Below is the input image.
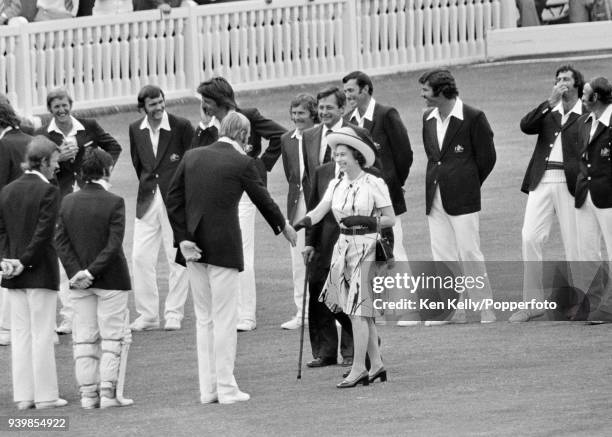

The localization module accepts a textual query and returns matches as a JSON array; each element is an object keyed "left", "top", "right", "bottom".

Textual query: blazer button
[
  {"left": 587, "top": 164, "right": 591, "bottom": 168},
  {"left": 437, "top": 161, "right": 441, "bottom": 165},
  {"left": 549, "top": 144, "right": 554, "bottom": 148},
  {"left": 152, "top": 190, "right": 155, "bottom": 194},
  {"left": 588, "top": 177, "right": 592, "bottom": 181},
  {"left": 155, "top": 174, "right": 159, "bottom": 178}
]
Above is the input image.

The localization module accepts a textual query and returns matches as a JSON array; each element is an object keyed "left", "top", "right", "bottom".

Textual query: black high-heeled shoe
[
  {"left": 368, "top": 367, "right": 387, "bottom": 383},
  {"left": 337, "top": 371, "right": 370, "bottom": 388}
]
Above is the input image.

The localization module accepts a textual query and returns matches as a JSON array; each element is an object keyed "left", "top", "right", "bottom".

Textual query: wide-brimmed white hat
[{"left": 327, "top": 126, "right": 376, "bottom": 168}]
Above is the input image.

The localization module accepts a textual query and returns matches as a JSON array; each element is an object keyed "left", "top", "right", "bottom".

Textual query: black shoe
[
  {"left": 368, "top": 367, "right": 387, "bottom": 383},
  {"left": 306, "top": 357, "right": 337, "bottom": 368},
  {"left": 337, "top": 371, "right": 369, "bottom": 388}
]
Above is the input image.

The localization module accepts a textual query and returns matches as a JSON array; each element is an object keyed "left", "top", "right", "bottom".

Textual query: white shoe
[
  {"left": 16, "top": 401, "right": 35, "bottom": 410},
  {"left": 396, "top": 321, "right": 421, "bottom": 327},
  {"left": 164, "top": 317, "right": 181, "bottom": 331},
  {"left": 480, "top": 309, "right": 497, "bottom": 324},
  {"left": 219, "top": 390, "right": 250, "bottom": 404},
  {"left": 424, "top": 320, "right": 450, "bottom": 327},
  {"left": 130, "top": 317, "right": 160, "bottom": 331},
  {"left": 281, "top": 317, "right": 302, "bottom": 330},
  {"left": 36, "top": 398, "right": 68, "bottom": 409},
  {"left": 81, "top": 396, "right": 99, "bottom": 409},
  {"left": 55, "top": 319, "right": 72, "bottom": 335},
  {"left": 0, "top": 329, "right": 10, "bottom": 346},
  {"left": 237, "top": 321, "right": 256, "bottom": 332},
  {"left": 100, "top": 396, "right": 134, "bottom": 409}
]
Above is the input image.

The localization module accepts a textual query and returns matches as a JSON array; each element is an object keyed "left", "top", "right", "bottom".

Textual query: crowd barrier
[{"left": 0, "top": 0, "right": 516, "bottom": 116}]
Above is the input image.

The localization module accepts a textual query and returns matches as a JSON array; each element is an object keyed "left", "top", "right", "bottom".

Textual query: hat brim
[{"left": 327, "top": 132, "right": 375, "bottom": 168}]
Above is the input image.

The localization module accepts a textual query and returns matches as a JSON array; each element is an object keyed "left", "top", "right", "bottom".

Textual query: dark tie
[{"left": 323, "top": 129, "right": 333, "bottom": 163}]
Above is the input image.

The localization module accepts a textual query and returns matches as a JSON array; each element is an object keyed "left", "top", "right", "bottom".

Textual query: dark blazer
[
  {"left": 280, "top": 130, "right": 306, "bottom": 224},
  {"left": 55, "top": 183, "right": 131, "bottom": 290},
  {"left": 129, "top": 113, "right": 194, "bottom": 219},
  {"left": 191, "top": 107, "right": 287, "bottom": 179},
  {"left": 422, "top": 103, "right": 496, "bottom": 216},
  {"left": 346, "top": 103, "right": 413, "bottom": 215},
  {"left": 574, "top": 111, "right": 612, "bottom": 208},
  {"left": 133, "top": 0, "right": 181, "bottom": 10},
  {"left": 305, "top": 163, "right": 339, "bottom": 282},
  {"left": 520, "top": 101, "right": 585, "bottom": 195},
  {"left": 42, "top": 117, "right": 122, "bottom": 199},
  {"left": 0, "top": 128, "right": 30, "bottom": 191},
  {"left": 0, "top": 173, "right": 60, "bottom": 290},
  {"left": 166, "top": 140, "right": 286, "bottom": 271}
]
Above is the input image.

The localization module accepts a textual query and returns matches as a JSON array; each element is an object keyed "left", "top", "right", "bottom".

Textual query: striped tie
[{"left": 65, "top": 0, "right": 73, "bottom": 13}]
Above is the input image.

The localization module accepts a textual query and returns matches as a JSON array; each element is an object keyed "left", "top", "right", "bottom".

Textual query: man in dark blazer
[
  {"left": 166, "top": 112, "right": 296, "bottom": 405},
  {"left": 0, "top": 102, "right": 31, "bottom": 346},
  {"left": 55, "top": 147, "right": 133, "bottom": 409},
  {"left": 0, "top": 136, "right": 66, "bottom": 410},
  {"left": 194, "top": 77, "right": 287, "bottom": 331},
  {"left": 510, "top": 65, "right": 586, "bottom": 323},
  {"left": 419, "top": 69, "right": 496, "bottom": 324},
  {"left": 129, "top": 85, "right": 193, "bottom": 332},
  {"left": 343, "top": 71, "right": 413, "bottom": 263},
  {"left": 573, "top": 76, "right": 612, "bottom": 323},
  {"left": 279, "top": 93, "right": 317, "bottom": 330},
  {"left": 41, "top": 88, "right": 122, "bottom": 335}
]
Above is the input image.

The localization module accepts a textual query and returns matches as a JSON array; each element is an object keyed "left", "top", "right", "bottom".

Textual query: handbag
[{"left": 375, "top": 216, "right": 394, "bottom": 266}]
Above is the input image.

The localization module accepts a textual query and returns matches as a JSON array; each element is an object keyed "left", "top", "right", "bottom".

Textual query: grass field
[{"left": 1, "top": 56, "right": 612, "bottom": 436}]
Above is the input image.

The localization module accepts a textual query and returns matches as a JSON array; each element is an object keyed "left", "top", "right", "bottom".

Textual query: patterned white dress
[{"left": 319, "top": 172, "right": 392, "bottom": 317}]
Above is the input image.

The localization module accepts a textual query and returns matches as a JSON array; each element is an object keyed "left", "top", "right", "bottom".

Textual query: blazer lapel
[
  {"left": 589, "top": 122, "right": 606, "bottom": 146},
  {"left": 561, "top": 111, "right": 579, "bottom": 132},
  {"left": 305, "top": 125, "right": 323, "bottom": 177},
  {"left": 138, "top": 128, "right": 157, "bottom": 165},
  {"left": 440, "top": 117, "right": 462, "bottom": 156},
  {"left": 155, "top": 129, "right": 172, "bottom": 165},
  {"left": 424, "top": 117, "right": 440, "bottom": 159}
]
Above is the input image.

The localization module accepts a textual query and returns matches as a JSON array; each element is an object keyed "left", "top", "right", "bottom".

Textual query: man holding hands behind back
[{"left": 167, "top": 112, "right": 296, "bottom": 405}]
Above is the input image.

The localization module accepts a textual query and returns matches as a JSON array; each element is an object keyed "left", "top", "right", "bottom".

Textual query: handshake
[{"left": 0, "top": 259, "right": 24, "bottom": 279}]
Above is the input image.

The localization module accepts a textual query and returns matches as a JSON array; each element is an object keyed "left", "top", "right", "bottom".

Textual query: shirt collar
[
  {"left": 140, "top": 111, "right": 171, "bottom": 132},
  {"left": 48, "top": 116, "right": 85, "bottom": 136},
  {"left": 291, "top": 129, "right": 302, "bottom": 140},
  {"left": 25, "top": 169, "right": 50, "bottom": 183},
  {"left": 426, "top": 98, "right": 464, "bottom": 122},
  {"left": 91, "top": 179, "right": 111, "bottom": 191},
  {"left": 587, "top": 105, "right": 612, "bottom": 127},
  {"left": 552, "top": 99, "right": 583, "bottom": 116},
  {"left": 350, "top": 97, "right": 376, "bottom": 122},
  {"left": 199, "top": 116, "right": 220, "bottom": 131},
  {"left": 323, "top": 118, "right": 344, "bottom": 134},
  {"left": 0, "top": 126, "right": 13, "bottom": 140},
  {"left": 219, "top": 136, "right": 246, "bottom": 155}
]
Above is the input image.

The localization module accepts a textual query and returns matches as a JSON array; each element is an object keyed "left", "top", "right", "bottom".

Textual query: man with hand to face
[
  {"left": 166, "top": 112, "right": 296, "bottom": 405},
  {"left": 510, "top": 65, "right": 586, "bottom": 323},
  {"left": 42, "top": 88, "right": 122, "bottom": 336},
  {"left": 129, "top": 85, "right": 194, "bottom": 332}
]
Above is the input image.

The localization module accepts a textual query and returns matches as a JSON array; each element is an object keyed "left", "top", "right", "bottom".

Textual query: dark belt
[
  {"left": 339, "top": 227, "right": 375, "bottom": 236},
  {"left": 545, "top": 161, "right": 564, "bottom": 170}
]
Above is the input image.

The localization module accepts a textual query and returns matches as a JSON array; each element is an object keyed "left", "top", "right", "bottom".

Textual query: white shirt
[
  {"left": 549, "top": 99, "right": 583, "bottom": 162},
  {"left": 25, "top": 169, "right": 50, "bottom": 184},
  {"left": 319, "top": 118, "right": 344, "bottom": 165},
  {"left": 349, "top": 97, "right": 376, "bottom": 128},
  {"left": 91, "top": 179, "right": 111, "bottom": 191},
  {"left": 588, "top": 104, "right": 612, "bottom": 142},
  {"left": 48, "top": 115, "right": 85, "bottom": 146},
  {"left": 140, "top": 111, "right": 171, "bottom": 156},
  {"left": 427, "top": 98, "right": 464, "bottom": 149},
  {"left": 219, "top": 136, "right": 246, "bottom": 155},
  {"left": 199, "top": 116, "right": 220, "bottom": 132},
  {"left": 291, "top": 129, "right": 306, "bottom": 189},
  {"left": 0, "top": 126, "right": 13, "bottom": 140}
]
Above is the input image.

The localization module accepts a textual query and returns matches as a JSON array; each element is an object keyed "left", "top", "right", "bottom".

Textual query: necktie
[{"left": 323, "top": 129, "right": 333, "bottom": 163}]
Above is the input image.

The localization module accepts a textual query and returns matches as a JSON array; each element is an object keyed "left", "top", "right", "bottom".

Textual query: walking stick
[{"left": 297, "top": 261, "right": 310, "bottom": 380}]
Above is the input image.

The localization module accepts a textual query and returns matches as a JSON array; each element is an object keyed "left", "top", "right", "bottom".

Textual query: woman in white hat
[{"left": 295, "top": 126, "right": 395, "bottom": 388}]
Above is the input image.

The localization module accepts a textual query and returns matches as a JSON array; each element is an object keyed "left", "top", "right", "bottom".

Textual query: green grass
[{"left": 1, "top": 56, "right": 612, "bottom": 436}]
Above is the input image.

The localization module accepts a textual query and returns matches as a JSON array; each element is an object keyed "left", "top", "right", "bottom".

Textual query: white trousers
[
  {"left": 427, "top": 188, "right": 493, "bottom": 304},
  {"left": 188, "top": 262, "right": 241, "bottom": 401},
  {"left": 238, "top": 195, "right": 256, "bottom": 324},
  {"left": 392, "top": 217, "right": 408, "bottom": 262},
  {"left": 574, "top": 193, "right": 612, "bottom": 310},
  {"left": 10, "top": 289, "right": 59, "bottom": 403},
  {"left": 522, "top": 181, "right": 579, "bottom": 302},
  {"left": 289, "top": 192, "right": 307, "bottom": 319},
  {"left": 0, "top": 286, "right": 10, "bottom": 330},
  {"left": 57, "top": 261, "right": 73, "bottom": 323},
  {"left": 132, "top": 191, "right": 189, "bottom": 322},
  {"left": 71, "top": 289, "right": 129, "bottom": 392}
]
